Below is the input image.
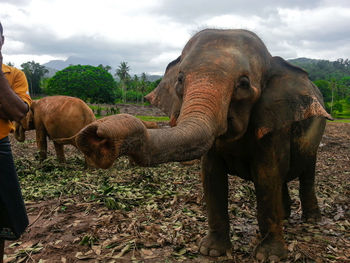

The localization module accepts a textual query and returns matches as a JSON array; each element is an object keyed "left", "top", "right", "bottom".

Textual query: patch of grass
[
  {"left": 330, "top": 119, "right": 350, "bottom": 123},
  {"left": 136, "top": 115, "right": 169, "bottom": 122},
  {"left": 329, "top": 99, "right": 350, "bottom": 119}
]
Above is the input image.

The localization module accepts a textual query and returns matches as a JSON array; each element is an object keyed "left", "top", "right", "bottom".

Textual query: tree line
[
  {"left": 289, "top": 58, "right": 350, "bottom": 116},
  {"left": 9, "top": 57, "right": 350, "bottom": 117},
  {"left": 11, "top": 61, "right": 160, "bottom": 104}
]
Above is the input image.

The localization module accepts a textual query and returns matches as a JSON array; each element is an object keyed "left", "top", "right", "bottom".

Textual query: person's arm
[{"left": 0, "top": 52, "right": 29, "bottom": 121}]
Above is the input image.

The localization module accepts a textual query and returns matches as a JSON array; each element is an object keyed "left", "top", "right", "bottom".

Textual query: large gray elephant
[{"left": 66, "top": 29, "right": 332, "bottom": 260}]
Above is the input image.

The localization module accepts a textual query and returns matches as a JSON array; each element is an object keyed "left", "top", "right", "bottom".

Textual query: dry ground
[{"left": 3, "top": 105, "right": 350, "bottom": 262}]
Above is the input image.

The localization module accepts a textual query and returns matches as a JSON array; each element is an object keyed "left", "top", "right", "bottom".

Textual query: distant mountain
[
  {"left": 287, "top": 57, "right": 323, "bottom": 68},
  {"left": 288, "top": 57, "right": 320, "bottom": 64},
  {"left": 145, "top": 75, "right": 162, "bottom": 82},
  {"left": 288, "top": 57, "right": 350, "bottom": 81},
  {"left": 43, "top": 56, "right": 111, "bottom": 71},
  {"left": 44, "top": 66, "right": 58, "bottom": 78}
]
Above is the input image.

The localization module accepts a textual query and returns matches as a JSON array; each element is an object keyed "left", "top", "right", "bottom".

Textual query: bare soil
[{"left": 3, "top": 105, "right": 350, "bottom": 263}]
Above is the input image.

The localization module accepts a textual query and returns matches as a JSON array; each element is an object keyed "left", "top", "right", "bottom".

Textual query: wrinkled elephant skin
[
  {"left": 73, "top": 29, "right": 332, "bottom": 260},
  {"left": 14, "top": 95, "right": 96, "bottom": 163}
]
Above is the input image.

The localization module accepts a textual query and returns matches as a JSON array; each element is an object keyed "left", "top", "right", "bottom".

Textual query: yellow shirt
[{"left": 0, "top": 64, "right": 32, "bottom": 139}]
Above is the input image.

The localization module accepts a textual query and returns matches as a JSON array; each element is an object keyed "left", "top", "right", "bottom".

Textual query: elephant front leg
[
  {"left": 35, "top": 128, "right": 47, "bottom": 161},
  {"left": 199, "top": 149, "right": 231, "bottom": 257},
  {"left": 252, "top": 135, "right": 290, "bottom": 260},
  {"left": 54, "top": 142, "right": 66, "bottom": 163},
  {"left": 254, "top": 179, "right": 287, "bottom": 260}
]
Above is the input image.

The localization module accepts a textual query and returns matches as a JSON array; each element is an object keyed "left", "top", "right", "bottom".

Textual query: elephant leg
[
  {"left": 282, "top": 183, "right": 291, "bottom": 219},
  {"left": 252, "top": 133, "right": 289, "bottom": 260},
  {"left": 199, "top": 148, "right": 231, "bottom": 257},
  {"left": 54, "top": 142, "right": 66, "bottom": 163},
  {"left": 0, "top": 239, "right": 4, "bottom": 263},
  {"left": 35, "top": 127, "right": 47, "bottom": 161},
  {"left": 299, "top": 157, "right": 321, "bottom": 222}
]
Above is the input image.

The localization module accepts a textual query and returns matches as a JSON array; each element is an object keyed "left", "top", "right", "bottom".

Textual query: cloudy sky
[{"left": 1, "top": 0, "right": 350, "bottom": 74}]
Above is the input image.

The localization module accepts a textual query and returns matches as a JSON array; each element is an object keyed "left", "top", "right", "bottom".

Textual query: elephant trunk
[
  {"left": 78, "top": 114, "right": 217, "bottom": 168},
  {"left": 53, "top": 135, "right": 77, "bottom": 146},
  {"left": 74, "top": 75, "right": 231, "bottom": 168},
  {"left": 14, "top": 123, "right": 25, "bottom": 142},
  {"left": 134, "top": 75, "right": 231, "bottom": 165}
]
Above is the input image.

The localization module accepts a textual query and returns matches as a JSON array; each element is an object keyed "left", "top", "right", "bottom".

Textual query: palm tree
[
  {"left": 140, "top": 72, "right": 147, "bottom": 105},
  {"left": 98, "top": 64, "right": 112, "bottom": 72},
  {"left": 115, "top": 61, "right": 130, "bottom": 103},
  {"left": 21, "top": 61, "right": 48, "bottom": 96}
]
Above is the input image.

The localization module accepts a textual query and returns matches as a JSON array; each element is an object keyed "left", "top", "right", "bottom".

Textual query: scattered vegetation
[{"left": 4, "top": 113, "right": 350, "bottom": 262}]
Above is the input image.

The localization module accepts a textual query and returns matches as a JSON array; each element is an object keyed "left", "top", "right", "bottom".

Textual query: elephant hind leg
[
  {"left": 54, "top": 142, "right": 66, "bottom": 163},
  {"left": 282, "top": 183, "right": 291, "bottom": 219},
  {"left": 0, "top": 239, "right": 4, "bottom": 263},
  {"left": 299, "top": 156, "right": 321, "bottom": 222}
]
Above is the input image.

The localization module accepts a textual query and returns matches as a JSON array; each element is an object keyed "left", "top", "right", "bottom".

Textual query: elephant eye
[
  {"left": 176, "top": 72, "right": 185, "bottom": 97},
  {"left": 237, "top": 76, "right": 250, "bottom": 89},
  {"left": 177, "top": 72, "right": 184, "bottom": 84}
]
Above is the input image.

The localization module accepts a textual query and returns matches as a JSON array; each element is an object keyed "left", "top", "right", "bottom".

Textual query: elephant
[
  {"left": 13, "top": 95, "right": 96, "bottom": 163},
  {"left": 64, "top": 29, "right": 333, "bottom": 260}
]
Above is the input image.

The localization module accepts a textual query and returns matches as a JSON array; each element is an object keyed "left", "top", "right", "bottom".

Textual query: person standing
[{"left": 0, "top": 21, "right": 32, "bottom": 262}]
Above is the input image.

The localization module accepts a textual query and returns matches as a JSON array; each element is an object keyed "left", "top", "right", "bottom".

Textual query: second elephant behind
[{"left": 14, "top": 95, "right": 96, "bottom": 163}]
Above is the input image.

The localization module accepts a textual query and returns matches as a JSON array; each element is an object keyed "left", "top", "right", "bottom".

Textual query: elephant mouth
[
  {"left": 15, "top": 125, "right": 25, "bottom": 142},
  {"left": 76, "top": 124, "right": 117, "bottom": 169}
]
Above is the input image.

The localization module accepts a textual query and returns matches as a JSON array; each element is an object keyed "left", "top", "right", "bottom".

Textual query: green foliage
[
  {"left": 21, "top": 61, "right": 49, "bottom": 96},
  {"left": 295, "top": 58, "right": 350, "bottom": 118},
  {"left": 332, "top": 102, "right": 343, "bottom": 113},
  {"left": 42, "top": 60, "right": 161, "bottom": 104},
  {"left": 289, "top": 58, "right": 350, "bottom": 81},
  {"left": 328, "top": 99, "right": 350, "bottom": 119},
  {"left": 136, "top": 115, "right": 169, "bottom": 122},
  {"left": 313, "top": 79, "right": 331, "bottom": 102},
  {"left": 98, "top": 64, "right": 112, "bottom": 72},
  {"left": 45, "top": 65, "right": 116, "bottom": 103}
]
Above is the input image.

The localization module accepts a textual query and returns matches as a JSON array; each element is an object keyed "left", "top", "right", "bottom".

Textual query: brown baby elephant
[{"left": 13, "top": 95, "right": 95, "bottom": 163}]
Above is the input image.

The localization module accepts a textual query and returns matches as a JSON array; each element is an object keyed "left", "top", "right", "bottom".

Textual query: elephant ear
[
  {"left": 252, "top": 56, "right": 333, "bottom": 139},
  {"left": 145, "top": 56, "right": 182, "bottom": 127}
]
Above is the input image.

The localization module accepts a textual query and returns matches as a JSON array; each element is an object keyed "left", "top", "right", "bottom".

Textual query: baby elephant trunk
[{"left": 53, "top": 135, "right": 77, "bottom": 146}]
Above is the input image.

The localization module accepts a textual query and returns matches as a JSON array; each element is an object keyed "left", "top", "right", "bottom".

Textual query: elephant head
[
  {"left": 14, "top": 102, "right": 35, "bottom": 142},
  {"left": 72, "top": 29, "right": 332, "bottom": 168},
  {"left": 145, "top": 56, "right": 182, "bottom": 127}
]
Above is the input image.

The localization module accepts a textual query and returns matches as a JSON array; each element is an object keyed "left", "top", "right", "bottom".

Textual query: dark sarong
[{"left": 0, "top": 136, "right": 28, "bottom": 240}]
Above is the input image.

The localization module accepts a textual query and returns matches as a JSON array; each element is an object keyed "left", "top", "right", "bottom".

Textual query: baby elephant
[{"left": 14, "top": 95, "right": 95, "bottom": 163}]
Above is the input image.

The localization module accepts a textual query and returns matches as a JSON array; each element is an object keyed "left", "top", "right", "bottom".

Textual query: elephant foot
[
  {"left": 57, "top": 157, "right": 66, "bottom": 163},
  {"left": 199, "top": 232, "right": 231, "bottom": 257},
  {"left": 39, "top": 152, "right": 47, "bottom": 162},
  {"left": 254, "top": 237, "right": 288, "bottom": 261},
  {"left": 302, "top": 209, "right": 321, "bottom": 223},
  {"left": 283, "top": 206, "right": 291, "bottom": 220}
]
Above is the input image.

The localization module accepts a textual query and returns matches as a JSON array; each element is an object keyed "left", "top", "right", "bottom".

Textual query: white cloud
[{"left": 1, "top": 0, "right": 350, "bottom": 73}]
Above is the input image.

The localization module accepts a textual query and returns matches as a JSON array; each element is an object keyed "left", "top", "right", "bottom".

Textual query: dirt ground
[{"left": 3, "top": 105, "right": 350, "bottom": 263}]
